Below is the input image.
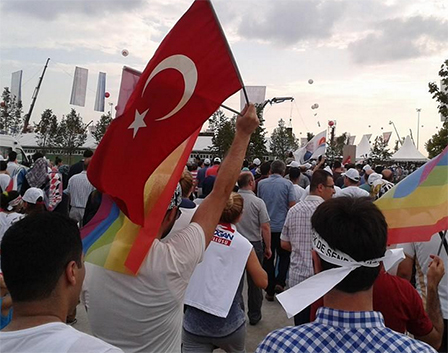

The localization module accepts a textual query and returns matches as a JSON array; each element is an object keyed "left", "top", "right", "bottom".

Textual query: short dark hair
[
  {"left": 311, "top": 197, "right": 387, "bottom": 293},
  {"left": 260, "top": 161, "right": 271, "bottom": 176},
  {"left": 1, "top": 213, "right": 83, "bottom": 302},
  {"left": 7, "top": 151, "right": 17, "bottom": 162},
  {"left": 55, "top": 157, "right": 62, "bottom": 165},
  {"left": 83, "top": 149, "right": 94, "bottom": 158},
  {"left": 0, "top": 160, "right": 7, "bottom": 171},
  {"left": 238, "top": 172, "right": 253, "bottom": 188},
  {"left": 289, "top": 167, "right": 301, "bottom": 181},
  {"left": 270, "top": 160, "right": 286, "bottom": 175},
  {"left": 310, "top": 169, "right": 332, "bottom": 192},
  {"left": 32, "top": 152, "right": 44, "bottom": 162},
  {"left": 332, "top": 161, "right": 341, "bottom": 169}
]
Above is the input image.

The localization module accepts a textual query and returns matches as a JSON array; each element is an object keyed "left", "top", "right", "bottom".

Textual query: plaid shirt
[
  {"left": 280, "top": 195, "right": 323, "bottom": 286},
  {"left": 256, "top": 307, "right": 436, "bottom": 353}
]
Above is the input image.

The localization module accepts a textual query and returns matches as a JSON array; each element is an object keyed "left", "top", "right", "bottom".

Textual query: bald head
[{"left": 382, "top": 169, "right": 394, "bottom": 182}]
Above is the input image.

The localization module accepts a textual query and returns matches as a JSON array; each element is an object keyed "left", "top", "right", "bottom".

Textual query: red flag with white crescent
[{"left": 88, "top": 0, "right": 243, "bottom": 226}]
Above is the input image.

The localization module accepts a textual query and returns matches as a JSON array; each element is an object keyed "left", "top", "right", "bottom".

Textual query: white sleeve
[{"left": 399, "top": 242, "right": 416, "bottom": 258}]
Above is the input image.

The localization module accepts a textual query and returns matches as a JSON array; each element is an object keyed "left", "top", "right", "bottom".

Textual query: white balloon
[
  {"left": 121, "top": 49, "right": 129, "bottom": 57},
  {"left": 308, "top": 79, "right": 314, "bottom": 84}
]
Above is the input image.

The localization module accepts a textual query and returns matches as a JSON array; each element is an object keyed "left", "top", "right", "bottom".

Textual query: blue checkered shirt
[{"left": 256, "top": 307, "right": 436, "bottom": 353}]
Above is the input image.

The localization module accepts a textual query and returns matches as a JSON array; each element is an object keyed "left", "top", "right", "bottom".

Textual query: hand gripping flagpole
[{"left": 208, "top": 0, "right": 250, "bottom": 115}]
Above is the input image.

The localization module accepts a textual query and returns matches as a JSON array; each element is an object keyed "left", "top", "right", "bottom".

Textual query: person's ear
[
  {"left": 312, "top": 250, "right": 322, "bottom": 274},
  {"left": 65, "top": 261, "right": 78, "bottom": 286}
]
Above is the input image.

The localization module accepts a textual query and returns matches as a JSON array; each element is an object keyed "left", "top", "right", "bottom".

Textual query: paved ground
[{"left": 74, "top": 279, "right": 293, "bottom": 353}]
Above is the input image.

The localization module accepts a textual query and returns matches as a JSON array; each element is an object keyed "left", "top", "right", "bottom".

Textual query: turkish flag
[{"left": 88, "top": 0, "right": 243, "bottom": 226}]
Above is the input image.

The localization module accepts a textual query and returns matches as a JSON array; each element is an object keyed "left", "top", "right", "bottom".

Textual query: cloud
[
  {"left": 237, "top": 0, "right": 346, "bottom": 45},
  {"left": 348, "top": 16, "right": 448, "bottom": 64},
  {"left": 0, "top": 0, "right": 145, "bottom": 20}
]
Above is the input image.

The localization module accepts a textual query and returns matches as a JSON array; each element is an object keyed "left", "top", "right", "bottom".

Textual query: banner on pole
[
  {"left": 240, "top": 86, "right": 266, "bottom": 112},
  {"left": 70, "top": 67, "right": 89, "bottom": 107},
  {"left": 94, "top": 72, "right": 107, "bottom": 112},
  {"left": 11, "top": 70, "right": 23, "bottom": 103}
]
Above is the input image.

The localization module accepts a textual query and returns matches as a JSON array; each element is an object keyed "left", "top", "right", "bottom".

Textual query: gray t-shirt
[{"left": 237, "top": 189, "right": 270, "bottom": 242}]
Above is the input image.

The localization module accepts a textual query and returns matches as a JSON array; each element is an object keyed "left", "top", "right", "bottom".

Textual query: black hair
[
  {"left": 289, "top": 167, "right": 301, "bottom": 181},
  {"left": 311, "top": 197, "right": 386, "bottom": 293},
  {"left": 260, "top": 161, "right": 271, "bottom": 176},
  {"left": 7, "top": 151, "right": 17, "bottom": 162},
  {"left": 242, "top": 160, "right": 249, "bottom": 168},
  {"left": 1, "top": 212, "right": 83, "bottom": 302},
  {"left": 55, "top": 157, "right": 62, "bottom": 165},
  {"left": 237, "top": 172, "right": 254, "bottom": 188},
  {"left": 332, "top": 160, "right": 342, "bottom": 169},
  {"left": 83, "top": 149, "right": 94, "bottom": 158},
  {"left": 32, "top": 152, "right": 44, "bottom": 162},
  {"left": 0, "top": 160, "right": 7, "bottom": 171},
  {"left": 270, "top": 160, "right": 286, "bottom": 175},
  {"left": 310, "top": 169, "right": 332, "bottom": 192},
  {"left": 1, "top": 190, "right": 20, "bottom": 210}
]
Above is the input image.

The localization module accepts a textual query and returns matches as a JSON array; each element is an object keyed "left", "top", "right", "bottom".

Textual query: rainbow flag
[
  {"left": 81, "top": 131, "right": 199, "bottom": 275},
  {"left": 375, "top": 146, "right": 448, "bottom": 245}
]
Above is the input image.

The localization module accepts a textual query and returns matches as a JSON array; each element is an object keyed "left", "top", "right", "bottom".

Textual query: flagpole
[
  {"left": 208, "top": 0, "right": 250, "bottom": 106},
  {"left": 437, "top": 230, "right": 447, "bottom": 256},
  {"left": 221, "top": 104, "right": 243, "bottom": 117}
]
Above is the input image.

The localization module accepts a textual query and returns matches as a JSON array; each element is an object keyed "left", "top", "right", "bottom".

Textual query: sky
[{"left": 1, "top": 0, "right": 447, "bottom": 155}]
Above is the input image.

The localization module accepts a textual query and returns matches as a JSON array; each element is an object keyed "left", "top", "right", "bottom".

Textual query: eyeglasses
[{"left": 323, "top": 184, "right": 335, "bottom": 189}]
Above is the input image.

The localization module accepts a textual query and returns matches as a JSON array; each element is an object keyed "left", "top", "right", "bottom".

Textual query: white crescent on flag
[{"left": 128, "top": 54, "right": 198, "bottom": 137}]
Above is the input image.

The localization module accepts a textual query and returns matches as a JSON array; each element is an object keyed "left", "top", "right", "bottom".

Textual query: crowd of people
[{"left": 0, "top": 104, "right": 446, "bottom": 352}]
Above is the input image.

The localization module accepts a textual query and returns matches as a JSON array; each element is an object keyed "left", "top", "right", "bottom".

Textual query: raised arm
[{"left": 192, "top": 105, "right": 259, "bottom": 246}]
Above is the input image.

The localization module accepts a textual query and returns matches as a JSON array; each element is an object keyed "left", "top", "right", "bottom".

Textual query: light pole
[{"left": 416, "top": 108, "right": 421, "bottom": 149}]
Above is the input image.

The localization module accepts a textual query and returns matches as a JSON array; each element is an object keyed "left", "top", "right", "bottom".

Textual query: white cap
[
  {"left": 363, "top": 164, "right": 372, "bottom": 171},
  {"left": 368, "top": 172, "right": 383, "bottom": 186},
  {"left": 253, "top": 158, "right": 261, "bottom": 166},
  {"left": 323, "top": 166, "right": 333, "bottom": 176},
  {"left": 287, "top": 161, "right": 300, "bottom": 168},
  {"left": 213, "top": 157, "right": 221, "bottom": 163},
  {"left": 301, "top": 163, "right": 312, "bottom": 169},
  {"left": 342, "top": 168, "right": 360, "bottom": 182},
  {"left": 22, "top": 187, "right": 44, "bottom": 204},
  {"left": 204, "top": 158, "right": 211, "bottom": 165}
]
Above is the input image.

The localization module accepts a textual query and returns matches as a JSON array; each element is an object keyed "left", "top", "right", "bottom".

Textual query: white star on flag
[{"left": 128, "top": 108, "right": 149, "bottom": 138}]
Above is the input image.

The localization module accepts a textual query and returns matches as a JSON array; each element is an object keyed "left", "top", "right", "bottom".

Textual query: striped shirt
[
  {"left": 256, "top": 307, "right": 436, "bottom": 353},
  {"left": 280, "top": 195, "right": 323, "bottom": 287},
  {"left": 65, "top": 171, "right": 94, "bottom": 208}
]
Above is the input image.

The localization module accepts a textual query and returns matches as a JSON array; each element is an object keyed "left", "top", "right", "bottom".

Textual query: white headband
[{"left": 276, "top": 231, "right": 404, "bottom": 318}]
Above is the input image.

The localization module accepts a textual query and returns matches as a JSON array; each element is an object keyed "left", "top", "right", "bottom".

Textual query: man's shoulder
[{"left": 257, "top": 324, "right": 322, "bottom": 352}]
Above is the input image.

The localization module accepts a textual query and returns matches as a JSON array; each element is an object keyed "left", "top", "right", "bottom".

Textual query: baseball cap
[
  {"left": 342, "top": 168, "right": 360, "bottom": 182},
  {"left": 22, "top": 187, "right": 44, "bottom": 204},
  {"left": 363, "top": 164, "right": 372, "bottom": 171},
  {"left": 213, "top": 157, "right": 221, "bottom": 163},
  {"left": 204, "top": 158, "right": 211, "bottom": 165},
  {"left": 368, "top": 172, "right": 382, "bottom": 186},
  {"left": 301, "top": 163, "right": 312, "bottom": 169},
  {"left": 287, "top": 161, "right": 300, "bottom": 168},
  {"left": 253, "top": 158, "right": 261, "bottom": 166},
  {"left": 323, "top": 166, "right": 333, "bottom": 176}
]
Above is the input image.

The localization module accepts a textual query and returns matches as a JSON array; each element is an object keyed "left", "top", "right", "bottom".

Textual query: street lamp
[{"left": 416, "top": 108, "right": 421, "bottom": 149}]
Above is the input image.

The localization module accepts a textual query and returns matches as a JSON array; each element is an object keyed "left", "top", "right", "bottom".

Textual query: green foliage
[
  {"left": 55, "top": 109, "right": 87, "bottom": 156},
  {"left": 370, "top": 136, "right": 392, "bottom": 164},
  {"left": 326, "top": 132, "right": 348, "bottom": 161},
  {"left": 269, "top": 118, "right": 298, "bottom": 161},
  {"left": 426, "top": 59, "right": 448, "bottom": 158},
  {"left": 92, "top": 112, "right": 113, "bottom": 144},
  {"left": 35, "top": 109, "right": 59, "bottom": 147},
  {"left": 208, "top": 109, "right": 235, "bottom": 158},
  {"left": 0, "top": 87, "right": 23, "bottom": 135},
  {"left": 246, "top": 104, "right": 268, "bottom": 161},
  {"left": 425, "top": 121, "right": 448, "bottom": 158}
]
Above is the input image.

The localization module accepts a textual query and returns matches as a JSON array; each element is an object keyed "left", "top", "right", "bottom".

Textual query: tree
[
  {"left": 269, "top": 118, "right": 298, "bottom": 161},
  {"left": 0, "top": 87, "right": 23, "bottom": 135},
  {"left": 55, "top": 109, "right": 87, "bottom": 161},
  {"left": 207, "top": 109, "right": 236, "bottom": 158},
  {"left": 425, "top": 121, "right": 448, "bottom": 158},
  {"left": 370, "top": 136, "right": 392, "bottom": 164},
  {"left": 246, "top": 104, "right": 268, "bottom": 161},
  {"left": 326, "top": 132, "right": 348, "bottom": 161},
  {"left": 92, "top": 112, "right": 113, "bottom": 144},
  {"left": 426, "top": 59, "right": 448, "bottom": 158},
  {"left": 35, "top": 109, "right": 59, "bottom": 147}
]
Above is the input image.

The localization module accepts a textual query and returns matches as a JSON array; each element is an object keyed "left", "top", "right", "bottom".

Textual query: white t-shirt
[
  {"left": 0, "top": 174, "right": 11, "bottom": 191},
  {"left": 336, "top": 186, "right": 370, "bottom": 198},
  {"left": 293, "top": 184, "right": 306, "bottom": 201},
  {"left": 400, "top": 233, "right": 448, "bottom": 319},
  {"left": 0, "top": 322, "right": 123, "bottom": 353},
  {"left": 85, "top": 222, "right": 205, "bottom": 353}
]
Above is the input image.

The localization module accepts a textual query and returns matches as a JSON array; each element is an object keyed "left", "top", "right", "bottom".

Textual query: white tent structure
[
  {"left": 356, "top": 135, "right": 371, "bottom": 160},
  {"left": 390, "top": 136, "right": 428, "bottom": 162}
]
